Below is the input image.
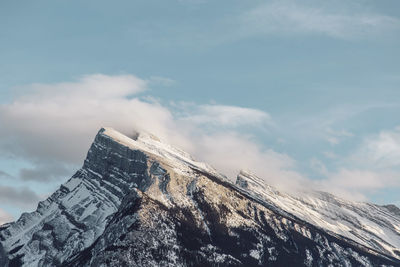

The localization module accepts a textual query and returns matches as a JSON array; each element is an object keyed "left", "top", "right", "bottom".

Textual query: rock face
[{"left": 0, "top": 128, "right": 400, "bottom": 266}]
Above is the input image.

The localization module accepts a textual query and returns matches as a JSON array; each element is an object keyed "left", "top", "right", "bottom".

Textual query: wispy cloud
[
  {"left": 288, "top": 104, "right": 366, "bottom": 145},
  {"left": 179, "top": 104, "right": 273, "bottom": 128},
  {"left": 121, "top": 0, "right": 400, "bottom": 49},
  {"left": 304, "top": 125, "right": 400, "bottom": 201},
  {"left": 148, "top": 76, "right": 176, "bottom": 87},
  {"left": 323, "top": 151, "right": 338, "bottom": 159},
  {"left": 310, "top": 158, "right": 329, "bottom": 176},
  {"left": 316, "top": 168, "right": 400, "bottom": 201},
  {"left": 351, "top": 126, "right": 400, "bottom": 169},
  {"left": 324, "top": 128, "right": 354, "bottom": 145},
  {"left": 239, "top": 1, "right": 400, "bottom": 40}
]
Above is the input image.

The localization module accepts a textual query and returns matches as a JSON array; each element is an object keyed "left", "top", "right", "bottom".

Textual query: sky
[{"left": 0, "top": 0, "right": 400, "bottom": 224}]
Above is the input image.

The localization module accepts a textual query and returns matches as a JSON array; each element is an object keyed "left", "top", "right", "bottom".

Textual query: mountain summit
[{"left": 0, "top": 128, "right": 399, "bottom": 266}]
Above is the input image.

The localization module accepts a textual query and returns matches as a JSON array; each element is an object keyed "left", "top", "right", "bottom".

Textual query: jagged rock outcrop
[{"left": 0, "top": 128, "right": 399, "bottom": 266}]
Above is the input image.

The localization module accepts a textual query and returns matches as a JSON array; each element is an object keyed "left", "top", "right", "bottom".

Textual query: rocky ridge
[{"left": 236, "top": 170, "right": 400, "bottom": 260}]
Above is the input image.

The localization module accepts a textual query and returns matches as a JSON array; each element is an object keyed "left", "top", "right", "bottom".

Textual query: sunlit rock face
[{"left": 1, "top": 128, "right": 399, "bottom": 266}]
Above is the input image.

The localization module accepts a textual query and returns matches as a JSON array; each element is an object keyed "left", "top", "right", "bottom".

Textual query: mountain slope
[
  {"left": 0, "top": 128, "right": 399, "bottom": 266},
  {"left": 236, "top": 170, "right": 400, "bottom": 260}
]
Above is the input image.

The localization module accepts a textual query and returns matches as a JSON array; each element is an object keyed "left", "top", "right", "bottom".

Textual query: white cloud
[
  {"left": 0, "top": 74, "right": 174, "bottom": 166},
  {"left": 352, "top": 126, "right": 400, "bottom": 168},
  {"left": 324, "top": 128, "right": 353, "bottom": 145},
  {"left": 0, "top": 208, "right": 13, "bottom": 225},
  {"left": 323, "top": 151, "right": 337, "bottom": 159},
  {"left": 306, "top": 126, "right": 400, "bottom": 201},
  {"left": 290, "top": 104, "right": 377, "bottom": 145},
  {"left": 316, "top": 169, "right": 400, "bottom": 201},
  {"left": 148, "top": 76, "right": 176, "bottom": 87},
  {"left": 190, "top": 132, "right": 308, "bottom": 191},
  {"left": 310, "top": 158, "right": 328, "bottom": 176},
  {"left": 179, "top": 104, "right": 272, "bottom": 128},
  {"left": 240, "top": 1, "right": 400, "bottom": 39},
  {"left": 0, "top": 74, "right": 283, "bottom": 188},
  {"left": 21, "top": 74, "right": 148, "bottom": 100},
  {"left": 120, "top": 1, "right": 400, "bottom": 48}
]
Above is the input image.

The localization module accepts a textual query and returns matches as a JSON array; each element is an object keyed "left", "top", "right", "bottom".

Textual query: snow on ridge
[
  {"left": 236, "top": 171, "right": 400, "bottom": 260},
  {"left": 101, "top": 127, "right": 221, "bottom": 178},
  {"left": 237, "top": 169, "right": 268, "bottom": 188}
]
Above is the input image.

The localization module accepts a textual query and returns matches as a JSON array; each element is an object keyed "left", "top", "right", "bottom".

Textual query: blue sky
[{"left": 0, "top": 0, "right": 400, "bottom": 222}]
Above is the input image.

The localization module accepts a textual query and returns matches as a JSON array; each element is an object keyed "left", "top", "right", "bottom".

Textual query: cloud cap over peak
[{"left": 0, "top": 74, "right": 278, "bottom": 186}]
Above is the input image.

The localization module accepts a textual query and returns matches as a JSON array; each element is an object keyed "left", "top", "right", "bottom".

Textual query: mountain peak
[
  {"left": 100, "top": 127, "right": 190, "bottom": 162},
  {"left": 99, "top": 127, "right": 221, "bottom": 179}
]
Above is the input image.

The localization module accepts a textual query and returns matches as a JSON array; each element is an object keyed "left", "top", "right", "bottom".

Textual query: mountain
[
  {"left": 0, "top": 128, "right": 399, "bottom": 266},
  {"left": 236, "top": 171, "right": 400, "bottom": 260}
]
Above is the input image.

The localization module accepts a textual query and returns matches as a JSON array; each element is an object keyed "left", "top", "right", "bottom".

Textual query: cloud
[
  {"left": 311, "top": 125, "right": 400, "bottom": 200},
  {"left": 0, "top": 74, "right": 281, "bottom": 187},
  {"left": 304, "top": 126, "right": 400, "bottom": 201},
  {"left": 324, "top": 128, "right": 353, "bottom": 145},
  {"left": 126, "top": 1, "right": 400, "bottom": 48},
  {"left": 179, "top": 104, "right": 272, "bottom": 128},
  {"left": 189, "top": 132, "right": 308, "bottom": 191},
  {"left": 290, "top": 104, "right": 378, "bottom": 145},
  {"left": 351, "top": 126, "right": 400, "bottom": 168},
  {"left": 316, "top": 169, "right": 400, "bottom": 201},
  {"left": 0, "top": 74, "right": 172, "bottom": 167},
  {"left": 19, "top": 74, "right": 148, "bottom": 100},
  {"left": 323, "top": 151, "right": 337, "bottom": 159},
  {"left": 240, "top": 1, "right": 400, "bottom": 40},
  {"left": 310, "top": 158, "right": 328, "bottom": 176},
  {"left": 148, "top": 76, "right": 176, "bottom": 87},
  {"left": 0, "top": 186, "right": 41, "bottom": 208},
  {"left": 0, "top": 208, "right": 13, "bottom": 225}
]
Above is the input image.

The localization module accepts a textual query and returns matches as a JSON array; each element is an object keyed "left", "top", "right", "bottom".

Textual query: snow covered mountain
[
  {"left": 0, "top": 128, "right": 399, "bottom": 266},
  {"left": 236, "top": 171, "right": 400, "bottom": 260}
]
